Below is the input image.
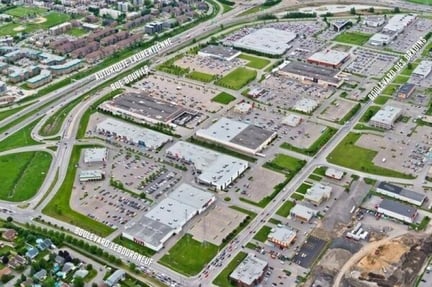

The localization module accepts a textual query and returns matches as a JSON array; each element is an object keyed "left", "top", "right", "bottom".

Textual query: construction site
[{"left": 309, "top": 232, "right": 432, "bottom": 287}]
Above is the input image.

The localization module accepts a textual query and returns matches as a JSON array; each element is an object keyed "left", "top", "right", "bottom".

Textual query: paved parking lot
[
  {"left": 175, "top": 54, "right": 245, "bottom": 76},
  {"left": 319, "top": 99, "right": 357, "bottom": 122},
  {"left": 189, "top": 203, "right": 247, "bottom": 245},
  {"left": 135, "top": 74, "right": 223, "bottom": 113},
  {"left": 283, "top": 121, "right": 328, "bottom": 149},
  {"left": 386, "top": 18, "right": 432, "bottom": 53},
  {"left": 344, "top": 48, "right": 398, "bottom": 77},
  {"left": 109, "top": 152, "right": 181, "bottom": 199},
  {"left": 292, "top": 236, "right": 328, "bottom": 268},
  {"left": 233, "top": 166, "right": 286, "bottom": 202},
  {"left": 259, "top": 76, "right": 333, "bottom": 111}
]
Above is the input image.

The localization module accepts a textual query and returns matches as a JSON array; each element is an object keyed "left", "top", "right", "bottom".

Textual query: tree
[
  {"left": 394, "top": 7, "right": 400, "bottom": 13},
  {"left": 407, "top": 63, "right": 413, "bottom": 69},
  {"left": 350, "top": 7, "right": 356, "bottom": 15},
  {"left": 73, "top": 277, "right": 84, "bottom": 287},
  {"left": 6, "top": 216, "right": 12, "bottom": 222},
  {"left": 368, "top": 7, "right": 374, "bottom": 13},
  {"left": 1, "top": 256, "right": 8, "bottom": 265},
  {"left": 86, "top": 264, "right": 93, "bottom": 271}
]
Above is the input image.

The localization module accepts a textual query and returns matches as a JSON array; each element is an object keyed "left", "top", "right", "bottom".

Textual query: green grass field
[
  {"left": 253, "top": 226, "right": 272, "bottom": 242},
  {"left": 0, "top": 119, "right": 40, "bottom": 151},
  {"left": 211, "top": 92, "right": 236, "bottom": 104},
  {"left": 186, "top": 71, "right": 215, "bottom": 82},
  {"left": 213, "top": 252, "right": 247, "bottom": 287},
  {"left": 295, "top": 183, "right": 312, "bottom": 194},
  {"left": 276, "top": 200, "right": 296, "bottom": 217},
  {"left": 215, "top": 67, "right": 257, "bottom": 90},
  {"left": 373, "top": 96, "right": 390, "bottom": 105},
  {"left": 67, "top": 27, "right": 87, "bottom": 37},
  {"left": 0, "top": 151, "right": 51, "bottom": 201},
  {"left": 407, "top": 0, "right": 432, "bottom": 5},
  {"left": 159, "top": 234, "right": 218, "bottom": 276},
  {"left": 359, "top": 106, "right": 381, "bottom": 122},
  {"left": 333, "top": 32, "right": 371, "bottom": 46},
  {"left": 238, "top": 54, "right": 270, "bottom": 69},
  {"left": 42, "top": 145, "right": 114, "bottom": 236},
  {"left": 327, "top": 133, "right": 415, "bottom": 179},
  {"left": 5, "top": 6, "right": 46, "bottom": 17},
  {"left": 264, "top": 154, "right": 306, "bottom": 176},
  {"left": 0, "top": 12, "right": 70, "bottom": 36},
  {"left": 113, "top": 236, "right": 156, "bottom": 258}
]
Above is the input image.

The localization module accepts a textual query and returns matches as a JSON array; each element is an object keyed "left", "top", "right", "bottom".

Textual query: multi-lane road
[{"left": 1, "top": 0, "right": 432, "bottom": 286}]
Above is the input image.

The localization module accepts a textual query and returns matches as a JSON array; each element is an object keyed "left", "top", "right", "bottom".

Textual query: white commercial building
[
  {"left": 195, "top": 117, "right": 277, "bottom": 155},
  {"left": 383, "top": 14, "right": 416, "bottom": 34},
  {"left": 83, "top": 148, "right": 107, "bottom": 164},
  {"left": 307, "top": 50, "right": 350, "bottom": 69},
  {"left": 304, "top": 183, "right": 332, "bottom": 206},
  {"left": 282, "top": 114, "right": 302, "bottom": 127},
  {"left": 79, "top": 170, "right": 105, "bottom": 182},
  {"left": 364, "top": 16, "right": 385, "bottom": 27},
  {"left": 377, "top": 198, "right": 418, "bottom": 224},
  {"left": 368, "top": 33, "right": 394, "bottom": 46},
  {"left": 166, "top": 141, "right": 248, "bottom": 190},
  {"left": 123, "top": 183, "right": 215, "bottom": 251},
  {"left": 96, "top": 117, "right": 172, "bottom": 150},
  {"left": 230, "top": 253, "right": 268, "bottom": 286},
  {"left": 369, "top": 105, "right": 402, "bottom": 129},
  {"left": 325, "top": 167, "right": 344, "bottom": 180},
  {"left": 293, "top": 98, "right": 319, "bottom": 114},
  {"left": 290, "top": 204, "right": 317, "bottom": 223},
  {"left": 412, "top": 60, "right": 432, "bottom": 78},
  {"left": 376, "top": 182, "right": 426, "bottom": 206},
  {"left": 368, "top": 14, "right": 416, "bottom": 46},
  {"left": 268, "top": 226, "right": 297, "bottom": 249},
  {"left": 232, "top": 28, "right": 297, "bottom": 56}
]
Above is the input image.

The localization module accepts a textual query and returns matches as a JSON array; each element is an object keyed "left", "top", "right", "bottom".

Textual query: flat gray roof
[
  {"left": 308, "top": 50, "right": 350, "bottom": 66},
  {"left": 379, "top": 198, "right": 417, "bottom": 218},
  {"left": 370, "top": 106, "right": 401, "bottom": 125},
  {"left": 200, "top": 45, "right": 240, "bottom": 59},
  {"left": 96, "top": 117, "right": 172, "bottom": 150},
  {"left": 280, "top": 61, "right": 340, "bottom": 84},
  {"left": 165, "top": 141, "right": 248, "bottom": 188},
  {"left": 168, "top": 183, "right": 215, "bottom": 210},
  {"left": 83, "top": 148, "right": 107, "bottom": 163},
  {"left": 231, "top": 124, "right": 275, "bottom": 150},
  {"left": 196, "top": 117, "right": 275, "bottom": 151},
  {"left": 412, "top": 60, "right": 432, "bottom": 77},
  {"left": 125, "top": 215, "right": 174, "bottom": 249},
  {"left": 377, "top": 182, "right": 425, "bottom": 203},
  {"left": 104, "top": 92, "right": 185, "bottom": 123},
  {"left": 233, "top": 28, "right": 296, "bottom": 56},
  {"left": 230, "top": 253, "right": 268, "bottom": 285}
]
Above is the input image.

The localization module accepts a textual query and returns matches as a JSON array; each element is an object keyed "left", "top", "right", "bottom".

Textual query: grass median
[
  {"left": 215, "top": 67, "right": 256, "bottom": 90},
  {"left": 0, "top": 118, "right": 40, "bottom": 151}
]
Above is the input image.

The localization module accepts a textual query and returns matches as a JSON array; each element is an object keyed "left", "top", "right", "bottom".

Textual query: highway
[{"left": 1, "top": 0, "right": 432, "bottom": 286}]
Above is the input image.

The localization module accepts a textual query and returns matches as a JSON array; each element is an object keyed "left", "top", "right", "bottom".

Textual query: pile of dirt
[
  {"left": 356, "top": 241, "right": 409, "bottom": 273},
  {"left": 348, "top": 234, "right": 432, "bottom": 287}
]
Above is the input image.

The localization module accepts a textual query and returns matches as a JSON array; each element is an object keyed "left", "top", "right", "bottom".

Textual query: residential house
[{"left": 2, "top": 229, "right": 17, "bottom": 241}]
